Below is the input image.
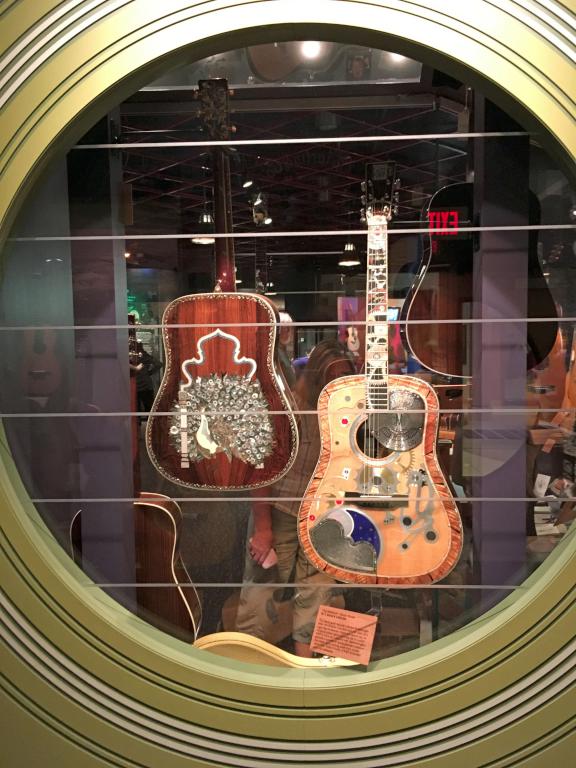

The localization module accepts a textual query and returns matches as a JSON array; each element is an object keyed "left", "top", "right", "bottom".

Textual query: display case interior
[{"left": 2, "top": 38, "right": 574, "bottom": 665}]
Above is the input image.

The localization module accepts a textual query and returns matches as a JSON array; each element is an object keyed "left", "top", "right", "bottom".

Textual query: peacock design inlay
[{"left": 169, "top": 329, "right": 275, "bottom": 468}]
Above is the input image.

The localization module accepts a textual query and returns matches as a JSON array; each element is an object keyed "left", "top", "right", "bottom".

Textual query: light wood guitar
[
  {"left": 298, "top": 162, "right": 463, "bottom": 585},
  {"left": 70, "top": 492, "right": 202, "bottom": 643}
]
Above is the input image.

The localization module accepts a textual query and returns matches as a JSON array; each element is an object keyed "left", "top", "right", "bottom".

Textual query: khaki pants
[{"left": 235, "top": 508, "right": 335, "bottom": 645}]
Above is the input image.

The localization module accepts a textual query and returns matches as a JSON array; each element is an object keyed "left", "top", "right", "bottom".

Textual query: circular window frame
[{"left": 0, "top": 2, "right": 575, "bottom": 764}]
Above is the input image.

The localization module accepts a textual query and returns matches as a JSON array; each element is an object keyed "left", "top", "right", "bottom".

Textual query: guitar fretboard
[{"left": 365, "top": 212, "right": 389, "bottom": 411}]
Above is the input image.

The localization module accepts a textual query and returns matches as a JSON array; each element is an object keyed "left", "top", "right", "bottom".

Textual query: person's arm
[{"left": 249, "top": 485, "right": 274, "bottom": 565}]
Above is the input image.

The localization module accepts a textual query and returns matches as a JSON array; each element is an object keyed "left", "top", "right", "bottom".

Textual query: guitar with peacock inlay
[
  {"left": 298, "top": 162, "right": 462, "bottom": 584},
  {"left": 146, "top": 79, "right": 298, "bottom": 490}
]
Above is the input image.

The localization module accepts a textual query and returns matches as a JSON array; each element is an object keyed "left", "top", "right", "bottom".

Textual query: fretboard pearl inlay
[{"left": 365, "top": 211, "right": 391, "bottom": 411}]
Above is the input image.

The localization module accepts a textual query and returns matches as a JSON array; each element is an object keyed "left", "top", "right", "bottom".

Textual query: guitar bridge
[{"left": 344, "top": 492, "right": 408, "bottom": 511}]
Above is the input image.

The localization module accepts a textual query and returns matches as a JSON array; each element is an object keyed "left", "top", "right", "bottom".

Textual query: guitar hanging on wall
[
  {"left": 146, "top": 79, "right": 298, "bottom": 490},
  {"left": 298, "top": 162, "right": 462, "bottom": 584},
  {"left": 401, "top": 182, "right": 558, "bottom": 378}
]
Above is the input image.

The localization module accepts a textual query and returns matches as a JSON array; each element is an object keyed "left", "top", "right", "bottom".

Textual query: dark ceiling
[{"left": 116, "top": 42, "right": 472, "bottom": 289}]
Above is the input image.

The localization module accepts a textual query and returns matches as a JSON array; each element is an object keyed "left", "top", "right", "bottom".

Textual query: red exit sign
[{"left": 428, "top": 209, "right": 460, "bottom": 235}]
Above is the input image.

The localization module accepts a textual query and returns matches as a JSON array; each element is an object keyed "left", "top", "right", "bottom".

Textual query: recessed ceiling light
[
  {"left": 301, "top": 41, "right": 322, "bottom": 59},
  {"left": 338, "top": 259, "right": 361, "bottom": 267}
]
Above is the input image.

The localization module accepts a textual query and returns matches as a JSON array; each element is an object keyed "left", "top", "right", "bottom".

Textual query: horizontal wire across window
[
  {"left": 28, "top": 496, "right": 576, "bottom": 503},
  {"left": 0, "top": 318, "right": 566, "bottom": 330},
  {"left": 72, "top": 131, "right": 531, "bottom": 149},
  {"left": 83, "top": 582, "right": 524, "bottom": 590},
  {"left": 1, "top": 407, "right": 575, "bottom": 416},
  {"left": 8, "top": 223, "right": 576, "bottom": 242}
]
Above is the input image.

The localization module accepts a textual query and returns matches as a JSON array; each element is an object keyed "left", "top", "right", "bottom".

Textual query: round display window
[{"left": 2, "top": 38, "right": 575, "bottom": 668}]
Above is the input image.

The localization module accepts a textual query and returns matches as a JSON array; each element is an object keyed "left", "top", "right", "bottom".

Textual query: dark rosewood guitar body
[
  {"left": 402, "top": 182, "right": 558, "bottom": 378},
  {"left": 70, "top": 493, "right": 202, "bottom": 643},
  {"left": 146, "top": 293, "right": 298, "bottom": 490},
  {"left": 144, "top": 79, "right": 297, "bottom": 491}
]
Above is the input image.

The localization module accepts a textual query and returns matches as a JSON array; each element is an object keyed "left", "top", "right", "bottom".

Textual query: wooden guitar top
[{"left": 298, "top": 375, "right": 463, "bottom": 585}]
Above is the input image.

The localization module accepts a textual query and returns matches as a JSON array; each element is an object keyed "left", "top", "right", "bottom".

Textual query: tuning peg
[
  {"left": 360, "top": 208, "right": 367, "bottom": 223},
  {"left": 360, "top": 181, "right": 366, "bottom": 192},
  {"left": 360, "top": 195, "right": 366, "bottom": 205}
]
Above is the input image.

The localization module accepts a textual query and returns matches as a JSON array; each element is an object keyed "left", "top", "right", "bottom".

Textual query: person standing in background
[
  {"left": 135, "top": 342, "right": 162, "bottom": 415},
  {"left": 235, "top": 340, "right": 356, "bottom": 657}
]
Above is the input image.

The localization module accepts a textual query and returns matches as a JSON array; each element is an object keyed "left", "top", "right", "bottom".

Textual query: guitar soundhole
[{"left": 355, "top": 419, "right": 394, "bottom": 459}]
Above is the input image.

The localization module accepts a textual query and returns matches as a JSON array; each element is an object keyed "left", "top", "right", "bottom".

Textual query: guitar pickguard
[
  {"left": 170, "top": 373, "right": 274, "bottom": 468},
  {"left": 169, "top": 329, "right": 274, "bottom": 468}
]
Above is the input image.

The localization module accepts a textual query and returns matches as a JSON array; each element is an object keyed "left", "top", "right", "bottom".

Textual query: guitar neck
[
  {"left": 365, "top": 213, "right": 389, "bottom": 410},
  {"left": 213, "top": 146, "right": 236, "bottom": 291},
  {"left": 197, "top": 79, "right": 236, "bottom": 292}
]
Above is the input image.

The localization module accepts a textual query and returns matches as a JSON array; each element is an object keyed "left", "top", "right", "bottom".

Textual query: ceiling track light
[
  {"left": 252, "top": 192, "right": 271, "bottom": 226},
  {"left": 191, "top": 211, "right": 215, "bottom": 245}
]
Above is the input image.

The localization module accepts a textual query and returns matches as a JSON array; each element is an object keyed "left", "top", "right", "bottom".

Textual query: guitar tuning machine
[
  {"left": 360, "top": 181, "right": 367, "bottom": 192},
  {"left": 360, "top": 208, "right": 367, "bottom": 223}
]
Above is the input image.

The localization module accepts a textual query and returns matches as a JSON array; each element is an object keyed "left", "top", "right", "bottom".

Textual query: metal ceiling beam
[{"left": 121, "top": 93, "right": 464, "bottom": 116}]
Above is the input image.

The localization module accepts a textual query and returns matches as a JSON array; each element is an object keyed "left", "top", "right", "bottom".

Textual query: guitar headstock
[
  {"left": 361, "top": 162, "right": 400, "bottom": 222},
  {"left": 197, "top": 79, "right": 232, "bottom": 141}
]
